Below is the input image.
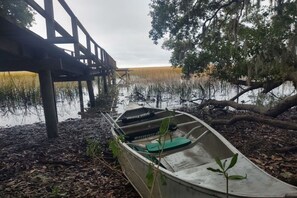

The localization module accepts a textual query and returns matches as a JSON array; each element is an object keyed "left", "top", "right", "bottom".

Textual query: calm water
[
  {"left": 0, "top": 79, "right": 295, "bottom": 127},
  {"left": 0, "top": 88, "right": 89, "bottom": 127}
]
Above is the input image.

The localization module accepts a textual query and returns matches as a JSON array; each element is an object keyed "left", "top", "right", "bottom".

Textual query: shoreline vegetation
[{"left": 0, "top": 67, "right": 296, "bottom": 197}]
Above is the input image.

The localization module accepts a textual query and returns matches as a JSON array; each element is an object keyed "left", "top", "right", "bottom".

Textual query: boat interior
[{"left": 116, "top": 108, "right": 234, "bottom": 172}]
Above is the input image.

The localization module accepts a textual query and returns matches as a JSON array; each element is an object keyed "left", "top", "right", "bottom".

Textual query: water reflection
[{"left": 0, "top": 87, "right": 89, "bottom": 127}]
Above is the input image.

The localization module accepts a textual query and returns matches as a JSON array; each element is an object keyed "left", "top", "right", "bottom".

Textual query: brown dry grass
[{"left": 128, "top": 66, "right": 182, "bottom": 83}]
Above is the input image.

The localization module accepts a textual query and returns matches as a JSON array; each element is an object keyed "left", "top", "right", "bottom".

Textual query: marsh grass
[
  {"left": 128, "top": 67, "right": 217, "bottom": 103},
  {"left": 129, "top": 67, "right": 181, "bottom": 84},
  {"left": 0, "top": 72, "right": 81, "bottom": 112},
  {"left": 0, "top": 72, "right": 40, "bottom": 109}
]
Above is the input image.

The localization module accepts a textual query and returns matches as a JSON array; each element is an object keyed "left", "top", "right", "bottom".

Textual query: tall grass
[
  {"left": 129, "top": 66, "right": 182, "bottom": 84},
  {"left": 127, "top": 67, "right": 211, "bottom": 101},
  {"left": 0, "top": 72, "right": 40, "bottom": 110},
  {"left": 0, "top": 72, "right": 80, "bottom": 112}
]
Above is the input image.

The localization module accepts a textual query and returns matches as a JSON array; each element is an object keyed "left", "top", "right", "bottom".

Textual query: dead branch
[
  {"left": 210, "top": 114, "right": 297, "bottom": 130},
  {"left": 265, "top": 94, "right": 297, "bottom": 117},
  {"left": 198, "top": 99, "right": 267, "bottom": 114},
  {"left": 230, "top": 84, "right": 262, "bottom": 101},
  {"left": 275, "top": 146, "right": 297, "bottom": 153},
  {"left": 199, "top": 93, "right": 297, "bottom": 118}
]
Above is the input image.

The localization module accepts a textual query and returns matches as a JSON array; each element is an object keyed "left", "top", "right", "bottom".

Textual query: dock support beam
[
  {"left": 78, "top": 81, "right": 84, "bottom": 113},
  {"left": 87, "top": 80, "right": 95, "bottom": 107},
  {"left": 97, "top": 76, "right": 101, "bottom": 95},
  {"left": 39, "top": 70, "right": 58, "bottom": 138},
  {"left": 103, "top": 71, "right": 108, "bottom": 94},
  {"left": 112, "top": 70, "right": 116, "bottom": 85}
]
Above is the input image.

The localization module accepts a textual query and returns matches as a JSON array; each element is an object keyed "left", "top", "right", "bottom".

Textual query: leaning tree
[
  {"left": 149, "top": 0, "right": 297, "bottom": 129},
  {"left": 0, "top": 0, "right": 34, "bottom": 27}
]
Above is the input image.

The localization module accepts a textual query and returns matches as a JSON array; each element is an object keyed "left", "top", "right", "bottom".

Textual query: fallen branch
[
  {"left": 230, "top": 84, "right": 262, "bottom": 101},
  {"left": 199, "top": 93, "right": 297, "bottom": 118},
  {"left": 38, "top": 160, "right": 76, "bottom": 166},
  {"left": 210, "top": 114, "right": 297, "bottom": 131},
  {"left": 198, "top": 99, "right": 267, "bottom": 114},
  {"left": 275, "top": 146, "right": 297, "bottom": 153}
]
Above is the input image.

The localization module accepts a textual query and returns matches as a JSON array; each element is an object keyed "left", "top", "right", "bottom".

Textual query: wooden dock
[{"left": 0, "top": 0, "right": 117, "bottom": 138}]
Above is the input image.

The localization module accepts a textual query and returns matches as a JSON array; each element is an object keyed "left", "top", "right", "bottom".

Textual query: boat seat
[
  {"left": 146, "top": 137, "right": 191, "bottom": 153},
  {"left": 125, "top": 124, "right": 178, "bottom": 141},
  {"left": 121, "top": 112, "right": 155, "bottom": 124}
]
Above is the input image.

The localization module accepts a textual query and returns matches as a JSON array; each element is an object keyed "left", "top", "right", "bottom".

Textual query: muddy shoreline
[{"left": 0, "top": 109, "right": 296, "bottom": 197}]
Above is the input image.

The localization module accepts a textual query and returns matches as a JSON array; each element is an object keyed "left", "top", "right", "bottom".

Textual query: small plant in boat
[
  {"left": 207, "top": 153, "right": 247, "bottom": 198},
  {"left": 146, "top": 117, "right": 172, "bottom": 197}
]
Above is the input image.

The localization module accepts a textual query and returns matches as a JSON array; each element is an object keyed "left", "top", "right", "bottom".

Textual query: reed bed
[
  {"left": 0, "top": 72, "right": 81, "bottom": 112},
  {"left": 126, "top": 67, "right": 216, "bottom": 103},
  {"left": 129, "top": 66, "right": 182, "bottom": 84},
  {"left": 0, "top": 72, "right": 40, "bottom": 109}
]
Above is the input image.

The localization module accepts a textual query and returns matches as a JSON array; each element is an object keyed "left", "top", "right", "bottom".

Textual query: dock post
[
  {"left": 52, "top": 81, "right": 58, "bottom": 122},
  {"left": 103, "top": 70, "right": 108, "bottom": 94},
  {"left": 112, "top": 70, "right": 116, "bottom": 85},
  {"left": 108, "top": 73, "right": 111, "bottom": 85},
  {"left": 78, "top": 81, "right": 84, "bottom": 113},
  {"left": 87, "top": 80, "right": 95, "bottom": 107},
  {"left": 39, "top": 70, "right": 58, "bottom": 138},
  {"left": 97, "top": 76, "right": 101, "bottom": 95}
]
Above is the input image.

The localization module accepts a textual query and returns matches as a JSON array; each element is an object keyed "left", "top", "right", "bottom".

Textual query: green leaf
[
  {"left": 228, "top": 174, "right": 247, "bottom": 180},
  {"left": 226, "top": 153, "right": 238, "bottom": 171},
  {"left": 207, "top": 167, "right": 223, "bottom": 173},
  {"left": 160, "top": 173, "right": 167, "bottom": 186},
  {"left": 108, "top": 139, "right": 120, "bottom": 157},
  {"left": 222, "top": 159, "right": 227, "bottom": 169},
  {"left": 159, "top": 118, "right": 170, "bottom": 135},
  {"left": 146, "top": 164, "right": 154, "bottom": 189},
  {"left": 215, "top": 158, "right": 224, "bottom": 170}
]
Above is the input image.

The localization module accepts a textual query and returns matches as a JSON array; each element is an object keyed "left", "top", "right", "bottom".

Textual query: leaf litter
[{"left": 0, "top": 117, "right": 140, "bottom": 198}]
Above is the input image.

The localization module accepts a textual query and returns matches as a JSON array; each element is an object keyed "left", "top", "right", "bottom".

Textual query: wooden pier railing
[
  {"left": 24, "top": 0, "right": 117, "bottom": 73},
  {"left": 0, "top": 0, "right": 117, "bottom": 138}
]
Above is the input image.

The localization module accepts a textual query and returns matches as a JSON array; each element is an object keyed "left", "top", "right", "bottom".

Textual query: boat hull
[{"left": 110, "top": 107, "right": 297, "bottom": 198}]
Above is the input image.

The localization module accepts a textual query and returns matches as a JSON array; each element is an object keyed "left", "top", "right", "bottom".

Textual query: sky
[{"left": 29, "top": 0, "right": 172, "bottom": 68}]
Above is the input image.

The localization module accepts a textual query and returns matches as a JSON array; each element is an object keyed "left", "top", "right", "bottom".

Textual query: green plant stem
[
  {"left": 149, "top": 139, "right": 165, "bottom": 198},
  {"left": 226, "top": 175, "right": 229, "bottom": 198}
]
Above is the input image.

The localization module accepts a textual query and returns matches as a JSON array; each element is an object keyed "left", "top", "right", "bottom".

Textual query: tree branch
[
  {"left": 198, "top": 99, "right": 267, "bottom": 114},
  {"left": 265, "top": 94, "right": 297, "bottom": 117},
  {"left": 210, "top": 114, "right": 297, "bottom": 130},
  {"left": 230, "top": 84, "right": 262, "bottom": 101},
  {"left": 203, "top": 0, "right": 243, "bottom": 32}
]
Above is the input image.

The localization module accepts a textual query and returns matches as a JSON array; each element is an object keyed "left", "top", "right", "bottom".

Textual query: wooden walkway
[{"left": 0, "top": 0, "right": 117, "bottom": 138}]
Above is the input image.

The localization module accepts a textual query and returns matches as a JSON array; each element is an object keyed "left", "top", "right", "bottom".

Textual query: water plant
[{"left": 207, "top": 153, "right": 247, "bottom": 198}]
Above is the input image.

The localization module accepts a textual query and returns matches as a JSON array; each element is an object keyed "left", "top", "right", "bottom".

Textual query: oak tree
[
  {"left": 149, "top": 0, "right": 297, "bottom": 129},
  {"left": 0, "top": 0, "right": 34, "bottom": 27}
]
